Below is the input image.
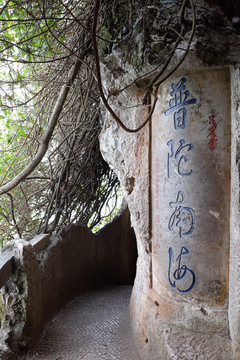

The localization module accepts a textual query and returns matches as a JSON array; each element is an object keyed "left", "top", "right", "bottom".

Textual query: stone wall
[{"left": 0, "top": 207, "right": 137, "bottom": 357}]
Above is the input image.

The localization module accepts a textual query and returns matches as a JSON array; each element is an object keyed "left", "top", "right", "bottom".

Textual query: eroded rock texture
[{"left": 99, "top": 1, "right": 240, "bottom": 359}]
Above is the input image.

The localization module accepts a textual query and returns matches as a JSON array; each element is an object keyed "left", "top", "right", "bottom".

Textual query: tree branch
[
  {"left": 0, "top": 57, "right": 82, "bottom": 195},
  {"left": 6, "top": 193, "right": 22, "bottom": 238}
]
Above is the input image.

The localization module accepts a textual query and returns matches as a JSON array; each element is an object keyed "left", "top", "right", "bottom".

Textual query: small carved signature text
[{"left": 207, "top": 114, "right": 218, "bottom": 150}]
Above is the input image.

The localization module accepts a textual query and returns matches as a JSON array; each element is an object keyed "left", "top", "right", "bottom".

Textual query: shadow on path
[{"left": 24, "top": 286, "right": 142, "bottom": 360}]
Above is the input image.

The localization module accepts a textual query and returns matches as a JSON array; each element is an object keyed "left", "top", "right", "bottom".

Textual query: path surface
[{"left": 25, "top": 286, "right": 142, "bottom": 360}]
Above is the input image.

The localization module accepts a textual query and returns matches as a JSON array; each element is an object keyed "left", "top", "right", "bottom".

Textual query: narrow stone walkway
[{"left": 25, "top": 286, "right": 142, "bottom": 360}]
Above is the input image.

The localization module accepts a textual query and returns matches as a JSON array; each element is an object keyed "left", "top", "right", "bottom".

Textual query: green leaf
[{"left": 20, "top": 129, "right": 26, "bottom": 137}]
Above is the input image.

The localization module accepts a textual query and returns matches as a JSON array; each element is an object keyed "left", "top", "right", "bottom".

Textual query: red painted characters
[{"left": 207, "top": 114, "right": 218, "bottom": 150}]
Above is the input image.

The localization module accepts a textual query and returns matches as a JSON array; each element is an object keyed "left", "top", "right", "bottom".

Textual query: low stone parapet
[
  {"left": 0, "top": 253, "right": 14, "bottom": 290},
  {"left": 0, "top": 207, "right": 137, "bottom": 358}
]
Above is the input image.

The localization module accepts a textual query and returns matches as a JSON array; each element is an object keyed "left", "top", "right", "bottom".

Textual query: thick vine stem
[
  {"left": 0, "top": 0, "right": 197, "bottom": 238},
  {"left": 6, "top": 193, "right": 22, "bottom": 238},
  {"left": 92, "top": 0, "right": 196, "bottom": 133}
]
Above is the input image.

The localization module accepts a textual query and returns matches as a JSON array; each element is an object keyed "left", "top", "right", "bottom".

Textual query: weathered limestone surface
[
  {"left": 229, "top": 66, "right": 240, "bottom": 358},
  {"left": 99, "top": 2, "right": 240, "bottom": 358},
  {"left": 100, "top": 74, "right": 235, "bottom": 359}
]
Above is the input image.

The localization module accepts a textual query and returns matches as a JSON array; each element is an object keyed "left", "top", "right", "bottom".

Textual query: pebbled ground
[{"left": 25, "top": 286, "right": 142, "bottom": 360}]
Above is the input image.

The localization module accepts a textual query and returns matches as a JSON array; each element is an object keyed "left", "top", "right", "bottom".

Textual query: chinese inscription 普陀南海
[{"left": 164, "top": 77, "right": 197, "bottom": 293}]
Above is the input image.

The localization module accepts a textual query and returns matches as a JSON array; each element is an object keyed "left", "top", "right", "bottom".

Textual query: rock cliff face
[{"left": 99, "top": 1, "right": 240, "bottom": 358}]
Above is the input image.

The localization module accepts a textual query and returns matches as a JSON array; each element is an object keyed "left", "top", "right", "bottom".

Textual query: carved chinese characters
[
  {"left": 164, "top": 77, "right": 197, "bottom": 130},
  {"left": 165, "top": 77, "right": 197, "bottom": 294},
  {"left": 151, "top": 70, "right": 230, "bottom": 305}
]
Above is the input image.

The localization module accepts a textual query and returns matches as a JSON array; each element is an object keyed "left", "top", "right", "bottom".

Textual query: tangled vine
[{"left": 0, "top": 0, "right": 196, "bottom": 242}]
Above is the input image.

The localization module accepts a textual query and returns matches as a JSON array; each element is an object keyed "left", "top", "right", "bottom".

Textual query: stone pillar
[
  {"left": 229, "top": 65, "right": 240, "bottom": 358},
  {"left": 100, "top": 64, "right": 239, "bottom": 358},
  {"left": 150, "top": 68, "right": 231, "bottom": 333}
]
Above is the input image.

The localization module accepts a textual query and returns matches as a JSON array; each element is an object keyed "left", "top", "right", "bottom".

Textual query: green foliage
[
  {"left": 90, "top": 206, "right": 120, "bottom": 233},
  {"left": 0, "top": 0, "right": 66, "bottom": 62},
  {"left": 0, "top": 0, "right": 122, "bottom": 241},
  {"left": 0, "top": 0, "right": 70, "bottom": 240},
  {"left": 98, "top": 26, "right": 112, "bottom": 55},
  {"left": 88, "top": 188, "right": 123, "bottom": 233}
]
